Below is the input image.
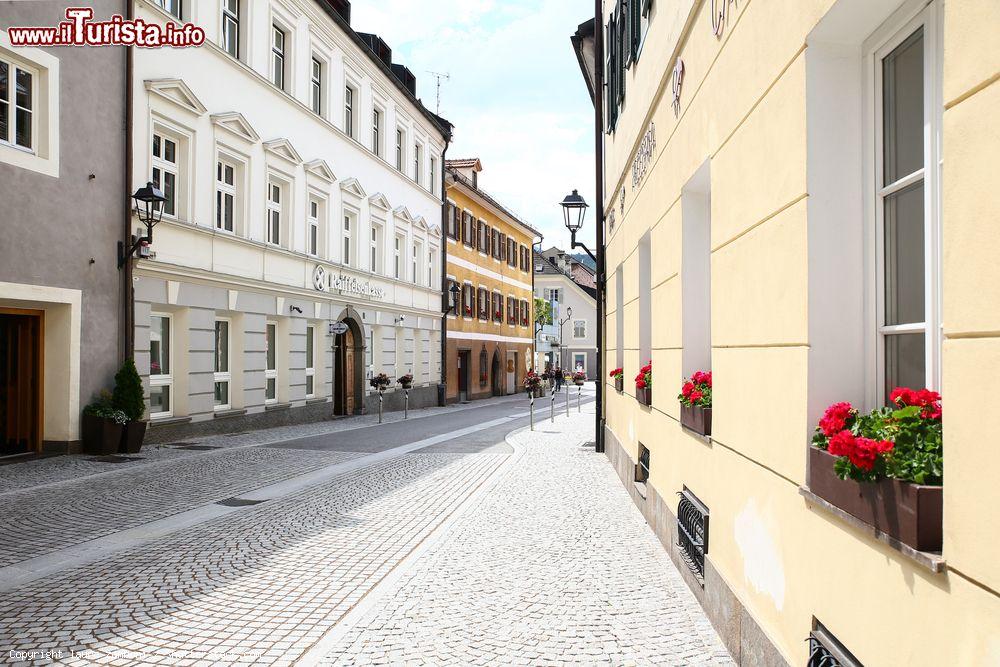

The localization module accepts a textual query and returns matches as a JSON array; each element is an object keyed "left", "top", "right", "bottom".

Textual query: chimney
[
  {"left": 323, "top": 0, "right": 351, "bottom": 24},
  {"left": 390, "top": 64, "right": 417, "bottom": 96},
  {"left": 357, "top": 33, "right": 392, "bottom": 68}
]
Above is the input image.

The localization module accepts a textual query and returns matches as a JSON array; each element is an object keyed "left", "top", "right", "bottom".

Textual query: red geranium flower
[
  {"left": 689, "top": 390, "right": 703, "bottom": 403},
  {"left": 636, "top": 378, "right": 647, "bottom": 389},
  {"left": 681, "top": 381, "right": 694, "bottom": 397},
  {"left": 827, "top": 430, "right": 856, "bottom": 457},
  {"left": 819, "top": 402, "right": 854, "bottom": 437}
]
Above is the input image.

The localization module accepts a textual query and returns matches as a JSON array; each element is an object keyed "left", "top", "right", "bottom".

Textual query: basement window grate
[
  {"left": 676, "top": 486, "right": 709, "bottom": 584},
  {"left": 635, "top": 443, "right": 650, "bottom": 483},
  {"left": 807, "top": 621, "right": 863, "bottom": 667}
]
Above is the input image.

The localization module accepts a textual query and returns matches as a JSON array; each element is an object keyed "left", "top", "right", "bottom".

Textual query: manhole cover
[
  {"left": 88, "top": 456, "right": 143, "bottom": 463},
  {"left": 176, "top": 445, "right": 221, "bottom": 451},
  {"left": 215, "top": 497, "right": 268, "bottom": 507}
]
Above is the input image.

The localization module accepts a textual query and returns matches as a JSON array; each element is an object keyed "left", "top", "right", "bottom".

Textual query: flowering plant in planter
[
  {"left": 634, "top": 362, "right": 652, "bottom": 390},
  {"left": 573, "top": 371, "right": 587, "bottom": 384},
  {"left": 522, "top": 371, "right": 542, "bottom": 392},
  {"left": 397, "top": 373, "right": 413, "bottom": 388},
  {"left": 369, "top": 373, "right": 391, "bottom": 391},
  {"left": 678, "top": 371, "right": 712, "bottom": 408},
  {"left": 811, "top": 388, "right": 943, "bottom": 484},
  {"left": 464, "top": 305, "right": 472, "bottom": 316},
  {"left": 610, "top": 368, "right": 623, "bottom": 380}
]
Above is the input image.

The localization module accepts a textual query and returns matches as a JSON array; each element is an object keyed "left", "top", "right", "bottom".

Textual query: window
[
  {"left": 311, "top": 58, "right": 323, "bottom": 115},
  {"left": 520, "top": 245, "right": 529, "bottom": 272},
  {"left": 344, "top": 84, "right": 356, "bottom": 138},
  {"left": 413, "top": 142, "right": 422, "bottom": 184},
  {"left": 463, "top": 283, "right": 475, "bottom": 318},
  {"left": 265, "top": 322, "right": 277, "bottom": 403},
  {"left": 221, "top": 0, "right": 240, "bottom": 59},
  {"left": 305, "top": 325, "right": 315, "bottom": 397},
  {"left": 394, "top": 235, "right": 403, "bottom": 279},
  {"left": 547, "top": 288, "right": 562, "bottom": 305},
  {"left": 266, "top": 180, "right": 281, "bottom": 246},
  {"left": 0, "top": 58, "right": 32, "bottom": 150},
  {"left": 462, "top": 212, "right": 474, "bottom": 248},
  {"left": 154, "top": 0, "right": 182, "bottom": 19},
  {"left": 573, "top": 320, "right": 587, "bottom": 339},
  {"left": 216, "top": 159, "right": 236, "bottom": 232},
  {"left": 875, "top": 21, "right": 938, "bottom": 400},
  {"left": 271, "top": 25, "right": 286, "bottom": 90},
  {"left": 477, "top": 220, "right": 487, "bottom": 253},
  {"left": 395, "top": 128, "right": 404, "bottom": 171},
  {"left": 636, "top": 443, "right": 650, "bottom": 483},
  {"left": 478, "top": 287, "right": 488, "bottom": 320},
  {"left": 681, "top": 162, "right": 711, "bottom": 378},
  {"left": 342, "top": 211, "right": 354, "bottom": 266},
  {"left": 677, "top": 487, "right": 710, "bottom": 584},
  {"left": 430, "top": 157, "right": 437, "bottom": 194},
  {"left": 152, "top": 133, "right": 177, "bottom": 217},
  {"left": 427, "top": 249, "right": 434, "bottom": 287},
  {"left": 493, "top": 292, "right": 503, "bottom": 322},
  {"left": 149, "top": 314, "right": 172, "bottom": 417},
  {"left": 412, "top": 242, "right": 420, "bottom": 284},
  {"left": 447, "top": 202, "right": 459, "bottom": 240},
  {"left": 372, "top": 107, "right": 382, "bottom": 156},
  {"left": 308, "top": 199, "right": 319, "bottom": 256},
  {"left": 214, "top": 320, "right": 231, "bottom": 410},
  {"left": 446, "top": 279, "right": 459, "bottom": 314}
]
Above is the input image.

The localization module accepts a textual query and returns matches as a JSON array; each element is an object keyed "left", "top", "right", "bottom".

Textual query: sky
[{"left": 351, "top": 0, "right": 597, "bottom": 252}]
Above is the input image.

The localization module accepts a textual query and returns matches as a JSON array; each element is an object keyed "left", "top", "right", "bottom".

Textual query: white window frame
[
  {"left": 310, "top": 56, "right": 323, "bottom": 116},
  {"left": 865, "top": 3, "right": 942, "bottom": 405},
  {"left": 308, "top": 198, "right": 320, "bottom": 256},
  {"left": 266, "top": 178, "right": 283, "bottom": 246},
  {"left": 573, "top": 353, "right": 587, "bottom": 375},
  {"left": 412, "top": 240, "right": 421, "bottom": 284},
  {"left": 344, "top": 83, "right": 357, "bottom": 138},
  {"left": 394, "top": 234, "right": 403, "bottom": 279},
  {"left": 221, "top": 0, "right": 240, "bottom": 59},
  {"left": 429, "top": 156, "right": 438, "bottom": 195},
  {"left": 413, "top": 142, "right": 422, "bottom": 184},
  {"left": 0, "top": 33, "right": 58, "bottom": 176},
  {"left": 214, "top": 319, "right": 231, "bottom": 411},
  {"left": 271, "top": 24, "right": 287, "bottom": 91},
  {"left": 305, "top": 324, "right": 316, "bottom": 398},
  {"left": 215, "top": 158, "right": 236, "bottom": 233},
  {"left": 372, "top": 106, "right": 383, "bottom": 157},
  {"left": 427, "top": 248, "right": 435, "bottom": 287},
  {"left": 395, "top": 127, "right": 405, "bottom": 172},
  {"left": 342, "top": 209, "right": 356, "bottom": 266},
  {"left": 152, "top": 131, "right": 179, "bottom": 219},
  {"left": 370, "top": 223, "right": 381, "bottom": 273},
  {"left": 265, "top": 321, "right": 278, "bottom": 404},
  {"left": 0, "top": 57, "right": 34, "bottom": 152},
  {"left": 573, "top": 319, "right": 587, "bottom": 339},
  {"left": 149, "top": 313, "right": 173, "bottom": 419},
  {"left": 154, "top": 0, "right": 182, "bottom": 19}
]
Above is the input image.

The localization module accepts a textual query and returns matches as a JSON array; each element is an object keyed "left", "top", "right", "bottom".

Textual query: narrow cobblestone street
[{"left": 0, "top": 389, "right": 730, "bottom": 666}]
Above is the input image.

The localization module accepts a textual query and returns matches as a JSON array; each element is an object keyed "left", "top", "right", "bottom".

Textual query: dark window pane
[
  {"left": 224, "top": 193, "right": 233, "bottom": 231},
  {"left": 162, "top": 171, "right": 175, "bottom": 216},
  {"left": 15, "top": 107, "right": 31, "bottom": 148},
  {"left": 163, "top": 138, "right": 176, "bottom": 163},
  {"left": 0, "top": 101, "right": 7, "bottom": 144},
  {"left": 153, "top": 135, "right": 160, "bottom": 157},
  {"left": 885, "top": 333, "right": 925, "bottom": 399},
  {"left": 15, "top": 68, "right": 31, "bottom": 110},
  {"left": 884, "top": 181, "right": 924, "bottom": 325},
  {"left": 0, "top": 61, "right": 7, "bottom": 101},
  {"left": 883, "top": 28, "right": 924, "bottom": 184}
]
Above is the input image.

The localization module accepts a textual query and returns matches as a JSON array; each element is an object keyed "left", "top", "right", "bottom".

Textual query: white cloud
[{"left": 351, "top": 0, "right": 597, "bottom": 251}]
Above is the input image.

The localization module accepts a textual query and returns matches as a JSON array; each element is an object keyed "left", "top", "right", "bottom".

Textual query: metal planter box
[
  {"left": 680, "top": 404, "right": 712, "bottom": 436},
  {"left": 81, "top": 414, "right": 125, "bottom": 456},
  {"left": 807, "top": 447, "right": 943, "bottom": 552},
  {"left": 636, "top": 386, "right": 652, "bottom": 406},
  {"left": 614, "top": 376, "right": 624, "bottom": 393}
]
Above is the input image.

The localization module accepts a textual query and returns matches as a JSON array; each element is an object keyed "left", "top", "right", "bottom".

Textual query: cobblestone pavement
[{"left": 320, "top": 406, "right": 732, "bottom": 666}]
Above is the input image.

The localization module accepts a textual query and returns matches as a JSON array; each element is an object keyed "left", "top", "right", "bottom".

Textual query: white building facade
[
  {"left": 533, "top": 250, "right": 598, "bottom": 378},
  {"left": 130, "top": 0, "right": 449, "bottom": 440}
]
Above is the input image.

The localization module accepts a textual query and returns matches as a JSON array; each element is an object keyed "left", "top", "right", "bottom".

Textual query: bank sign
[{"left": 312, "top": 265, "right": 386, "bottom": 300}]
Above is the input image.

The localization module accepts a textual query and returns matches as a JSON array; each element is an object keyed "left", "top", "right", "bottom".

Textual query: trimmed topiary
[{"left": 112, "top": 359, "right": 146, "bottom": 422}]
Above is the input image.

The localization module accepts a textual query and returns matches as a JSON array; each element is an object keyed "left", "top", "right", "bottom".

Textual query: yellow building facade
[
  {"left": 599, "top": 0, "right": 1000, "bottom": 663},
  {"left": 444, "top": 159, "right": 538, "bottom": 402}
]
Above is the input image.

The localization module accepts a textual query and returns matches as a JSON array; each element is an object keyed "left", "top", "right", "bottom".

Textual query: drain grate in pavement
[
  {"left": 176, "top": 445, "right": 221, "bottom": 451},
  {"left": 215, "top": 497, "right": 268, "bottom": 507},
  {"left": 88, "top": 456, "right": 144, "bottom": 463}
]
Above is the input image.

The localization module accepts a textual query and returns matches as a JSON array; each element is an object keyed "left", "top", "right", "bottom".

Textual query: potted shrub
[
  {"left": 369, "top": 373, "right": 391, "bottom": 392},
  {"left": 81, "top": 391, "right": 128, "bottom": 455},
  {"left": 523, "top": 371, "right": 544, "bottom": 398},
  {"left": 809, "top": 388, "right": 943, "bottom": 552},
  {"left": 610, "top": 368, "right": 624, "bottom": 393},
  {"left": 634, "top": 362, "right": 652, "bottom": 406},
  {"left": 397, "top": 373, "right": 414, "bottom": 390},
  {"left": 572, "top": 371, "right": 586, "bottom": 386},
  {"left": 114, "top": 359, "right": 148, "bottom": 454},
  {"left": 678, "top": 371, "right": 712, "bottom": 436}
]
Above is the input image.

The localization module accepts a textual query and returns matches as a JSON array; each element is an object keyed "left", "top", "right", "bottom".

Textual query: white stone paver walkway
[{"left": 319, "top": 406, "right": 733, "bottom": 666}]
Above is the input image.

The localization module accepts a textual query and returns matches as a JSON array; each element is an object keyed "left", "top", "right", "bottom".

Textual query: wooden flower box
[
  {"left": 81, "top": 414, "right": 125, "bottom": 456},
  {"left": 680, "top": 404, "right": 712, "bottom": 436},
  {"left": 614, "top": 376, "right": 624, "bottom": 393},
  {"left": 636, "top": 386, "right": 652, "bottom": 406},
  {"left": 807, "top": 447, "right": 943, "bottom": 552}
]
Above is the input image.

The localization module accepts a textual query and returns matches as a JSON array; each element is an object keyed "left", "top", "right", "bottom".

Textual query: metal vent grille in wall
[
  {"left": 676, "top": 487, "right": 709, "bottom": 584},
  {"left": 807, "top": 621, "right": 863, "bottom": 667}
]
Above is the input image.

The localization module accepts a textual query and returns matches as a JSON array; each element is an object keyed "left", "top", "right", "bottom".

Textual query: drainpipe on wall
[
  {"left": 438, "top": 134, "right": 451, "bottom": 406},
  {"left": 593, "top": 0, "right": 606, "bottom": 453},
  {"left": 122, "top": 0, "right": 135, "bottom": 362}
]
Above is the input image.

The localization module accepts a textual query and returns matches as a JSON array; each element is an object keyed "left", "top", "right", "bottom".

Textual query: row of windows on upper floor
[
  {"left": 152, "top": 0, "right": 441, "bottom": 193},
  {"left": 444, "top": 202, "right": 533, "bottom": 275},
  {"left": 446, "top": 281, "right": 532, "bottom": 329},
  {"left": 151, "top": 129, "right": 440, "bottom": 289}
]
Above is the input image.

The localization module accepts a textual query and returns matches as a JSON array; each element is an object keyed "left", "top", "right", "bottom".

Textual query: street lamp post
[
  {"left": 119, "top": 182, "right": 167, "bottom": 268},
  {"left": 560, "top": 190, "right": 603, "bottom": 452}
]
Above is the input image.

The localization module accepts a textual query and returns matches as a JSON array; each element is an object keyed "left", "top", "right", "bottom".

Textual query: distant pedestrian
[{"left": 554, "top": 367, "right": 564, "bottom": 391}]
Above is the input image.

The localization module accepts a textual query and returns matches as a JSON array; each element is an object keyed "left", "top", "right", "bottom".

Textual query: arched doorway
[
  {"left": 333, "top": 316, "right": 364, "bottom": 416},
  {"left": 490, "top": 350, "right": 502, "bottom": 397}
]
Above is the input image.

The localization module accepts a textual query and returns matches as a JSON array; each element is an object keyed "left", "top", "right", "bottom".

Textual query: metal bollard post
[
  {"left": 529, "top": 391, "right": 535, "bottom": 431},
  {"left": 565, "top": 381, "right": 570, "bottom": 417},
  {"left": 378, "top": 389, "right": 383, "bottom": 424},
  {"left": 550, "top": 386, "right": 555, "bottom": 423},
  {"left": 578, "top": 384, "right": 582, "bottom": 412}
]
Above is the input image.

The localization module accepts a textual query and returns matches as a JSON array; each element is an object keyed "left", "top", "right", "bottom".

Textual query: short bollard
[
  {"left": 529, "top": 392, "right": 535, "bottom": 431},
  {"left": 550, "top": 387, "right": 556, "bottom": 423},
  {"left": 404, "top": 389, "right": 409, "bottom": 420},
  {"left": 378, "top": 389, "right": 384, "bottom": 424},
  {"left": 565, "top": 382, "right": 570, "bottom": 417},
  {"left": 578, "top": 384, "right": 582, "bottom": 412}
]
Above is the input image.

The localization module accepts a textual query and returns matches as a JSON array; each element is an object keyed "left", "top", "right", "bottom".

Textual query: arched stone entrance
[
  {"left": 490, "top": 350, "right": 502, "bottom": 397},
  {"left": 332, "top": 310, "right": 364, "bottom": 416}
]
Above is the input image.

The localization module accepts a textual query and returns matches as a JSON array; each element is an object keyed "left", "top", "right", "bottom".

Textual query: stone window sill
[
  {"left": 799, "top": 487, "right": 945, "bottom": 573},
  {"left": 148, "top": 416, "right": 192, "bottom": 428}
]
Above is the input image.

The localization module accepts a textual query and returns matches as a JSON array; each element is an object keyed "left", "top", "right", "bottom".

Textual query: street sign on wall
[{"left": 329, "top": 321, "right": 349, "bottom": 336}]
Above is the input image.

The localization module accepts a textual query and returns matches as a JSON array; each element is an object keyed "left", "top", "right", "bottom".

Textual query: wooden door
[
  {"left": 0, "top": 311, "right": 43, "bottom": 456},
  {"left": 344, "top": 327, "right": 356, "bottom": 415}
]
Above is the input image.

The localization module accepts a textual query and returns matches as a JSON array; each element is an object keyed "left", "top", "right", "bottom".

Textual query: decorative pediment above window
[
  {"left": 263, "top": 138, "right": 303, "bottom": 165},
  {"left": 393, "top": 205, "right": 415, "bottom": 225},
  {"left": 144, "top": 78, "right": 207, "bottom": 115},
  {"left": 368, "top": 192, "right": 392, "bottom": 212},
  {"left": 304, "top": 159, "right": 337, "bottom": 183},
  {"left": 340, "top": 177, "right": 367, "bottom": 199},
  {"left": 413, "top": 215, "right": 429, "bottom": 232},
  {"left": 210, "top": 112, "right": 260, "bottom": 142},
  {"left": 427, "top": 222, "right": 443, "bottom": 238}
]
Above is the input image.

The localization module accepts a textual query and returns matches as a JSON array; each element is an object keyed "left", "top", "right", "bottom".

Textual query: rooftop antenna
[{"left": 426, "top": 70, "right": 450, "bottom": 114}]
